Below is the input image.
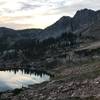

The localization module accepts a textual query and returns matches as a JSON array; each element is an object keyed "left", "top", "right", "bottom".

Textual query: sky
[{"left": 0, "top": 0, "right": 100, "bottom": 29}]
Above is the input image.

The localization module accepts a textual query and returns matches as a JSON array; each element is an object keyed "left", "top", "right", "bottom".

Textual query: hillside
[{"left": 1, "top": 8, "right": 100, "bottom": 100}]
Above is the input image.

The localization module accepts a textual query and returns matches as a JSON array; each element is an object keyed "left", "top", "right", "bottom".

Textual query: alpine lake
[{"left": 0, "top": 68, "right": 50, "bottom": 92}]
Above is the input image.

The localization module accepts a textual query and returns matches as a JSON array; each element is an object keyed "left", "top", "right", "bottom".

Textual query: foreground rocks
[{"left": 1, "top": 77, "right": 100, "bottom": 100}]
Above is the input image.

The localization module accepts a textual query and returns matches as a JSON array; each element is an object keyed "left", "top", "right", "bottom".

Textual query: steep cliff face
[
  {"left": 81, "top": 20, "right": 100, "bottom": 39},
  {"left": 72, "top": 9, "right": 97, "bottom": 31}
]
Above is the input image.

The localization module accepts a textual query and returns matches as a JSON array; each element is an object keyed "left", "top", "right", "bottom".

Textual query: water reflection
[{"left": 0, "top": 69, "right": 50, "bottom": 92}]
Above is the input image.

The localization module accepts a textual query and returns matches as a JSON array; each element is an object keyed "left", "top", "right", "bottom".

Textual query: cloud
[
  {"left": 19, "top": 2, "right": 41, "bottom": 11},
  {"left": 0, "top": 0, "right": 100, "bottom": 29}
]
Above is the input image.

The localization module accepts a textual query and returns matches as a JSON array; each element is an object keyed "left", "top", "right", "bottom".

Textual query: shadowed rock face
[
  {"left": 72, "top": 9, "right": 97, "bottom": 31},
  {"left": 81, "top": 20, "right": 100, "bottom": 39}
]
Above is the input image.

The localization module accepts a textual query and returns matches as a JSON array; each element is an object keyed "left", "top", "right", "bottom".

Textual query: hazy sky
[{"left": 0, "top": 0, "right": 100, "bottom": 29}]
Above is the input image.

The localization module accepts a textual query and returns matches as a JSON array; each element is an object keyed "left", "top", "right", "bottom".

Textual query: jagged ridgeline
[{"left": 0, "top": 8, "right": 100, "bottom": 59}]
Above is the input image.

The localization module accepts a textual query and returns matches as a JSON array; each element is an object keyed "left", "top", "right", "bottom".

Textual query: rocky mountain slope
[{"left": 38, "top": 8, "right": 100, "bottom": 40}]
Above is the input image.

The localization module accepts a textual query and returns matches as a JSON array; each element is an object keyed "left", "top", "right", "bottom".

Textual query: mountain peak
[
  {"left": 56, "top": 16, "right": 71, "bottom": 24},
  {"left": 60, "top": 16, "right": 71, "bottom": 20},
  {"left": 74, "top": 8, "right": 96, "bottom": 18},
  {"left": 78, "top": 8, "right": 94, "bottom": 12}
]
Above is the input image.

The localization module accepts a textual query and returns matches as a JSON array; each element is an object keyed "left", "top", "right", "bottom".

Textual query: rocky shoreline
[
  {"left": 0, "top": 57, "right": 100, "bottom": 100},
  {"left": 1, "top": 77, "right": 100, "bottom": 100}
]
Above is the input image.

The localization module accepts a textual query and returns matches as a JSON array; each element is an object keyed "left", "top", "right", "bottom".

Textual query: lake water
[{"left": 0, "top": 69, "right": 50, "bottom": 92}]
